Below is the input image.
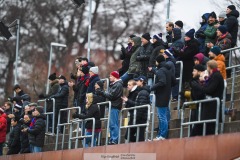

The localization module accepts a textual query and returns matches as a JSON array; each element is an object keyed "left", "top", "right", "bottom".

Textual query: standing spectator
[
  {"left": 70, "top": 57, "right": 82, "bottom": 81},
  {"left": 96, "top": 71, "right": 123, "bottom": 145},
  {"left": 165, "top": 22, "right": 174, "bottom": 48},
  {"left": 149, "top": 55, "right": 173, "bottom": 140},
  {"left": 136, "top": 33, "right": 154, "bottom": 85},
  {"left": 121, "top": 36, "right": 141, "bottom": 83},
  {"left": 0, "top": 108, "right": 7, "bottom": 156},
  {"left": 3, "top": 102, "right": 12, "bottom": 141},
  {"left": 218, "top": 11, "right": 227, "bottom": 25},
  {"left": 208, "top": 46, "right": 226, "bottom": 79},
  {"left": 225, "top": 5, "right": 239, "bottom": 47},
  {"left": 72, "top": 93, "right": 101, "bottom": 147},
  {"left": 7, "top": 117, "right": 21, "bottom": 155},
  {"left": 170, "top": 28, "right": 184, "bottom": 54},
  {"left": 205, "top": 12, "right": 218, "bottom": 55},
  {"left": 191, "top": 60, "right": 224, "bottom": 135},
  {"left": 87, "top": 66, "right": 100, "bottom": 93},
  {"left": 69, "top": 68, "right": 81, "bottom": 107},
  {"left": 94, "top": 80, "right": 106, "bottom": 118},
  {"left": 22, "top": 106, "right": 46, "bottom": 153},
  {"left": 13, "top": 84, "right": 31, "bottom": 107},
  {"left": 122, "top": 76, "right": 150, "bottom": 142},
  {"left": 193, "top": 53, "right": 210, "bottom": 69},
  {"left": 121, "top": 80, "right": 140, "bottom": 142},
  {"left": 118, "top": 35, "right": 136, "bottom": 77},
  {"left": 50, "top": 75, "right": 69, "bottom": 134},
  {"left": 195, "top": 13, "right": 210, "bottom": 53},
  {"left": 20, "top": 114, "right": 31, "bottom": 153},
  {"left": 174, "top": 20, "right": 185, "bottom": 41}
]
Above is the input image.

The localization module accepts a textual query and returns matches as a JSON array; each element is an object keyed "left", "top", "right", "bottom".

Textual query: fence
[
  {"left": 150, "top": 93, "right": 156, "bottom": 140},
  {"left": 68, "top": 118, "right": 95, "bottom": 149},
  {"left": 221, "top": 46, "right": 240, "bottom": 67},
  {"left": 55, "top": 107, "right": 81, "bottom": 150},
  {"left": 118, "top": 104, "right": 151, "bottom": 143},
  {"left": 180, "top": 98, "right": 220, "bottom": 138}
]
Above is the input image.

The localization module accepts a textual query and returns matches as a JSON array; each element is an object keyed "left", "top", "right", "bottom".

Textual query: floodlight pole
[
  {"left": 166, "top": 0, "right": 171, "bottom": 22},
  {"left": 46, "top": 42, "right": 67, "bottom": 94},
  {"left": 87, "top": 0, "right": 92, "bottom": 61}
]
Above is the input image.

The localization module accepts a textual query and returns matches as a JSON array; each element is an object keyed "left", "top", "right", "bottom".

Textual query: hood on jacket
[
  {"left": 172, "top": 28, "right": 182, "bottom": 41},
  {"left": 227, "top": 9, "right": 239, "bottom": 18},
  {"left": 132, "top": 37, "right": 141, "bottom": 48},
  {"left": 214, "top": 54, "right": 225, "bottom": 62},
  {"left": 194, "top": 53, "right": 205, "bottom": 64},
  {"left": 202, "top": 13, "right": 210, "bottom": 23}
]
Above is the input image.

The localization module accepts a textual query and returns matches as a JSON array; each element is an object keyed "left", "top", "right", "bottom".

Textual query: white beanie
[{"left": 89, "top": 66, "right": 99, "bottom": 74}]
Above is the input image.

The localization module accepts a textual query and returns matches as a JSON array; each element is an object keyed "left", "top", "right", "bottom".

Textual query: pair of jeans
[
  {"left": 120, "top": 72, "right": 133, "bottom": 83},
  {"left": 84, "top": 132, "right": 100, "bottom": 147},
  {"left": 109, "top": 108, "right": 119, "bottom": 143},
  {"left": 30, "top": 144, "right": 42, "bottom": 153},
  {"left": 156, "top": 107, "right": 169, "bottom": 138}
]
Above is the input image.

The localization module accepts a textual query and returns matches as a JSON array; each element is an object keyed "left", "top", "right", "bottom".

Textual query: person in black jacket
[
  {"left": 49, "top": 75, "right": 69, "bottom": 134},
  {"left": 7, "top": 117, "right": 21, "bottom": 155},
  {"left": 149, "top": 55, "right": 173, "bottom": 140},
  {"left": 22, "top": 106, "right": 46, "bottom": 153},
  {"left": 122, "top": 76, "right": 150, "bottom": 142},
  {"left": 94, "top": 80, "right": 106, "bottom": 118},
  {"left": 87, "top": 66, "right": 100, "bottom": 93},
  {"left": 20, "top": 115, "right": 31, "bottom": 153},
  {"left": 72, "top": 93, "right": 101, "bottom": 147},
  {"left": 13, "top": 84, "right": 31, "bottom": 108}
]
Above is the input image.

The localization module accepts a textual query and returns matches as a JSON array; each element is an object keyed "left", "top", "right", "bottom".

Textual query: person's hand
[
  {"left": 121, "top": 96, "right": 128, "bottom": 102},
  {"left": 22, "top": 128, "right": 28, "bottom": 132},
  {"left": 214, "top": 23, "right": 220, "bottom": 29},
  {"left": 148, "top": 67, "right": 152, "bottom": 71},
  {"left": 207, "top": 42, "right": 214, "bottom": 48},
  {"left": 8, "top": 114, "right": 15, "bottom": 118}
]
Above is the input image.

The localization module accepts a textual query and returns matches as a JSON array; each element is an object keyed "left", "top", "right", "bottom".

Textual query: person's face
[
  {"left": 58, "top": 79, "right": 65, "bottom": 84},
  {"left": 208, "top": 17, "right": 216, "bottom": 24},
  {"left": 77, "top": 69, "right": 81, "bottom": 77},
  {"left": 141, "top": 37, "right": 148, "bottom": 45},
  {"left": 194, "top": 59, "right": 200, "bottom": 65},
  {"left": 127, "top": 82, "right": 134, "bottom": 91},
  {"left": 152, "top": 38, "right": 157, "bottom": 43},
  {"left": 32, "top": 109, "right": 39, "bottom": 117},
  {"left": 109, "top": 75, "right": 115, "bottom": 83},
  {"left": 128, "top": 37, "right": 132, "bottom": 43},
  {"left": 208, "top": 51, "right": 216, "bottom": 59},
  {"left": 136, "top": 80, "right": 143, "bottom": 87},
  {"left": 81, "top": 60, "right": 87, "bottom": 66},
  {"left": 25, "top": 106, "right": 30, "bottom": 112},
  {"left": 192, "top": 69, "right": 200, "bottom": 78},
  {"left": 80, "top": 70, "right": 85, "bottom": 77},
  {"left": 89, "top": 71, "right": 94, "bottom": 77},
  {"left": 94, "top": 83, "right": 100, "bottom": 90},
  {"left": 166, "top": 23, "right": 173, "bottom": 32},
  {"left": 162, "top": 53, "right": 168, "bottom": 59},
  {"left": 23, "top": 115, "right": 30, "bottom": 123},
  {"left": 14, "top": 108, "right": 19, "bottom": 113},
  {"left": 131, "top": 40, "right": 135, "bottom": 46},
  {"left": 14, "top": 88, "right": 21, "bottom": 94},
  {"left": 226, "top": 8, "right": 231, "bottom": 14},
  {"left": 218, "top": 17, "right": 225, "bottom": 22},
  {"left": 184, "top": 36, "right": 191, "bottom": 41},
  {"left": 4, "top": 103, "right": 10, "bottom": 110},
  {"left": 11, "top": 119, "right": 17, "bottom": 126},
  {"left": 216, "top": 29, "right": 223, "bottom": 37}
]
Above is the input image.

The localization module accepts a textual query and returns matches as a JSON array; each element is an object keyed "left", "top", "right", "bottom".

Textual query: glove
[{"left": 72, "top": 112, "right": 79, "bottom": 119}]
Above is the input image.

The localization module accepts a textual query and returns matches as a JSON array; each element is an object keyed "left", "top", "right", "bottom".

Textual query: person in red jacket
[{"left": 0, "top": 108, "right": 7, "bottom": 155}]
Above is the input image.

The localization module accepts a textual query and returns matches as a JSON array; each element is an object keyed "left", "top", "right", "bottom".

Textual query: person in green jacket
[{"left": 204, "top": 11, "right": 218, "bottom": 56}]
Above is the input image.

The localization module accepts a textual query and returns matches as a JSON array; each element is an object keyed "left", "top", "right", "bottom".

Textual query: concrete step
[
  {"left": 225, "top": 110, "right": 240, "bottom": 122},
  {"left": 227, "top": 75, "right": 240, "bottom": 84},
  {"left": 223, "top": 120, "right": 240, "bottom": 133}
]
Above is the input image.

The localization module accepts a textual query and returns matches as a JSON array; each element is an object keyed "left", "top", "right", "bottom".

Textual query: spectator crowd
[{"left": 0, "top": 4, "right": 239, "bottom": 155}]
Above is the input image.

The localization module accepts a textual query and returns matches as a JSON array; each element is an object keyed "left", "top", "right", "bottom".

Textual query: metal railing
[
  {"left": 221, "top": 46, "right": 240, "bottom": 67},
  {"left": 37, "top": 98, "right": 56, "bottom": 136},
  {"left": 68, "top": 118, "right": 95, "bottom": 149},
  {"left": 97, "top": 101, "right": 111, "bottom": 146},
  {"left": 55, "top": 107, "right": 81, "bottom": 150},
  {"left": 180, "top": 98, "right": 220, "bottom": 138},
  {"left": 101, "top": 78, "right": 110, "bottom": 92},
  {"left": 118, "top": 104, "right": 151, "bottom": 143},
  {"left": 150, "top": 93, "right": 156, "bottom": 140}
]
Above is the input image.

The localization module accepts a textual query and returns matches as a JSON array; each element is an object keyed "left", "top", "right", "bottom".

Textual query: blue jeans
[
  {"left": 30, "top": 144, "right": 42, "bottom": 153},
  {"left": 109, "top": 108, "right": 119, "bottom": 143},
  {"left": 156, "top": 107, "right": 168, "bottom": 138},
  {"left": 120, "top": 72, "right": 133, "bottom": 83},
  {"left": 84, "top": 131, "right": 100, "bottom": 147}
]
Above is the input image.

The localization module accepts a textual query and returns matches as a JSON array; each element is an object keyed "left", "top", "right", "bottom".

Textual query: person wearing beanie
[
  {"left": 218, "top": 11, "right": 226, "bottom": 25},
  {"left": 22, "top": 106, "right": 46, "bottom": 153},
  {"left": 204, "top": 11, "right": 218, "bottom": 56},
  {"left": 148, "top": 54, "right": 173, "bottom": 140},
  {"left": 96, "top": 70, "right": 123, "bottom": 145},
  {"left": 175, "top": 20, "right": 185, "bottom": 41},
  {"left": 13, "top": 84, "right": 31, "bottom": 108},
  {"left": 225, "top": 4, "right": 239, "bottom": 47},
  {"left": 193, "top": 53, "right": 210, "bottom": 69},
  {"left": 93, "top": 80, "right": 106, "bottom": 118},
  {"left": 195, "top": 13, "right": 210, "bottom": 53},
  {"left": 170, "top": 28, "right": 184, "bottom": 57},
  {"left": 215, "top": 26, "right": 232, "bottom": 50},
  {"left": 185, "top": 28, "right": 195, "bottom": 39},
  {"left": 136, "top": 33, "right": 154, "bottom": 85},
  {"left": 87, "top": 66, "right": 100, "bottom": 93},
  {"left": 208, "top": 46, "right": 226, "bottom": 79}
]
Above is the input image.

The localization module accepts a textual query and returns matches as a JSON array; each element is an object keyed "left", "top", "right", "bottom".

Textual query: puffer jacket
[
  {"left": 216, "top": 32, "right": 232, "bottom": 51},
  {"left": 170, "top": 28, "right": 184, "bottom": 58},
  {"left": 87, "top": 74, "right": 100, "bottom": 93},
  {"left": 214, "top": 54, "right": 226, "bottom": 79},
  {"left": 128, "top": 37, "right": 142, "bottom": 74},
  {"left": 28, "top": 114, "right": 46, "bottom": 147},
  {"left": 149, "top": 41, "right": 165, "bottom": 67},
  {"left": 51, "top": 81, "right": 69, "bottom": 108},
  {"left": 204, "top": 21, "right": 218, "bottom": 44}
]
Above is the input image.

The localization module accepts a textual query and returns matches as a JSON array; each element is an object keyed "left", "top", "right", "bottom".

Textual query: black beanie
[
  {"left": 175, "top": 20, "right": 183, "bottom": 28},
  {"left": 185, "top": 28, "right": 195, "bottom": 39},
  {"left": 156, "top": 55, "right": 165, "bottom": 63},
  {"left": 227, "top": 5, "right": 236, "bottom": 11},
  {"left": 141, "top": 33, "right": 151, "bottom": 41},
  {"left": 48, "top": 73, "right": 57, "bottom": 81},
  {"left": 81, "top": 66, "right": 89, "bottom": 75},
  {"left": 96, "top": 80, "right": 104, "bottom": 89},
  {"left": 35, "top": 106, "right": 44, "bottom": 114},
  {"left": 218, "top": 25, "right": 227, "bottom": 34},
  {"left": 194, "top": 64, "right": 205, "bottom": 72},
  {"left": 209, "top": 12, "right": 217, "bottom": 19}
]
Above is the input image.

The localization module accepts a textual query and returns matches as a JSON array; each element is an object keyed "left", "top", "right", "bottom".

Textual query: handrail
[
  {"left": 176, "top": 61, "right": 183, "bottom": 118},
  {"left": 180, "top": 98, "right": 220, "bottom": 138},
  {"left": 55, "top": 107, "right": 81, "bottom": 151},
  {"left": 97, "top": 101, "right": 111, "bottom": 146},
  {"left": 221, "top": 46, "right": 240, "bottom": 67},
  {"left": 101, "top": 78, "right": 110, "bottom": 92},
  {"left": 69, "top": 118, "right": 95, "bottom": 149},
  {"left": 150, "top": 93, "right": 156, "bottom": 140},
  {"left": 118, "top": 104, "right": 151, "bottom": 144}
]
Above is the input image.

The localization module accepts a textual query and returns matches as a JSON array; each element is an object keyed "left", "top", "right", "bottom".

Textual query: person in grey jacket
[{"left": 96, "top": 71, "right": 123, "bottom": 145}]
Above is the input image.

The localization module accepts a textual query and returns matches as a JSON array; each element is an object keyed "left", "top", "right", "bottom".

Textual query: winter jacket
[
  {"left": 28, "top": 114, "right": 46, "bottom": 147},
  {"left": 190, "top": 76, "right": 205, "bottom": 101},
  {"left": 7, "top": 123, "right": 21, "bottom": 155},
  {"left": 166, "top": 31, "right": 173, "bottom": 46},
  {"left": 195, "top": 13, "right": 210, "bottom": 53},
  {"left": 0, "top": 114, "right": 7, "bottom": 143},
  {"left": 204, "top": 21, "right": 218, "bottom": 44},
  {"left": 170, "top": 28, "right": 184, "bottom": 58},
  {"left": 51, "top": 81, "right": 69, "bottom": 108},
  {"left": 214, "top": 54, "right": 226, "bottom": 79},
  {"left": 125, "top": 86, "right": 140, "bottom": 114},
  {"left": 118, "top": 43, "right": 136, "bottom": 76},
  {"left": 20, "top": 121, "right": 31, "bottom": 153},
  {"left": 102, "top": 80, "right": 123, "bottom": 110},
  {"left": 151, "top": 62, "right": 173, "bottom": 107},
  {"left": 136, "top": 42, "right": 154, "bottom": 77},
  {"left": 215, "top": 32, "right": 232, "bottom": 51},
  {"left": 149, "top": 41, "right": 165, "bottom": 67},
  {"left": 4, "top": 108, "right": 12, "bottom": 133},
  {"left": 75, "top": 75, "right": 90, "bottom": 109},
  {"left": 128, "top": 37, "right": 141, "bottom": 74},
  {"left": 46, "top": 80, "right": 59, "bottom": 112},
  {"left": 94, "top": 88, "right": 106, "bottom": 118},
  {"left": 194, "top": 53, "right": 210, "bottom": 69},
  {"left": 175, "top": 38, "right": 199, "bottom": 84},
  {"left": 87, "top": 74, "right": 100, "bottom": 93},
  {"left": 17, "top": 90, "right": 31, "bottom": 108},
  {"left": 126, "top": 85, "right": 150, "bottom": 122},
  {"left": 165, "top": 57, "right": 176, "bottom": 79},
  {"left": 224, "top": 10, "right": 239, "bottom": 47}
]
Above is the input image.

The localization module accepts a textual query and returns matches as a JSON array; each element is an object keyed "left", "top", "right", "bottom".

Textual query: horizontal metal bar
[
  {"left": 221, "top": 46, "right": 240, "bottom": 53},
  {"left": 120, "top": 124, "right": 149, "bottom": 129},
  {"left": 97, "top": 101, "right": 111, "bottom": 105},
  {"left": 182, "top": 119, "right": 217, "bottom": 126},
  {"left": 226, "top": 64, "right": 240, "bottom": 70},
  {"left": 121, "top": 105, "right": 150, "bottom": 112}
]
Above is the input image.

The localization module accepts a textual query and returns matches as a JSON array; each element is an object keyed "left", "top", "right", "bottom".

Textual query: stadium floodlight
[
  {"left": 71, "top": 0, "right": 85, "bottom": 8},
  {"left": 0, "top": 21, "right": 12, "bottom": 40}
]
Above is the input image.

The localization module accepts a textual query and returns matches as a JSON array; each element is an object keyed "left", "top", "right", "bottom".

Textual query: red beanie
[{"left": 110, "top": 71, "right": 120, "bottom": 79}]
